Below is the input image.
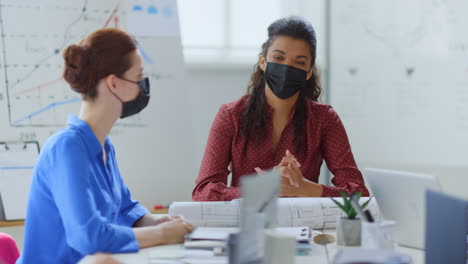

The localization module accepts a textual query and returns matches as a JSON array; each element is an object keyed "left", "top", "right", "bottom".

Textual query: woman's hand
[
  {"left": 254, "top": 149, "right": 303, "bottom": 188},
  {"left": 279, "top": 177, "right": 322, "bottom": 197},
  {"left": 279, "top": 177, "right": 302, "bottom": 197},
  {"left": 133, "top": 214, "right": 174, "bottom": 227},
  {"left": 155, "top": 217, "right": 194, "bottom": 244},
  {"left": 255, "top": 149, "right": 323, "bottom": 197},
  {"left": 275, "top": 149, "right": 303, "bottom": 187},
  {"left": 134, "top": 216, "right": 193, "bottom": 248},
  {"left": 255, "top": 167, "right": 322, "bottom": 197}
]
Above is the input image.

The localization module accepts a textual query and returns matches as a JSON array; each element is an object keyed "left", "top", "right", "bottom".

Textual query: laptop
[
  {"left": 363, "top": 168, "right": 441, "bottom": 249},
  {"left": 425, "top": 189, "right": 468, "bottom": 264}
]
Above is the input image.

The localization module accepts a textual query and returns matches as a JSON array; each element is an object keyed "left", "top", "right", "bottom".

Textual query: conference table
[{"left": 81, "top": 227, "right": 424, "bottom": 264}]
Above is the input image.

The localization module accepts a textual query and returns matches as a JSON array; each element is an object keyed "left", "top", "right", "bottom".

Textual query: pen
[{"left": 350, "top": 193, "right": 374, "bottom": 223}]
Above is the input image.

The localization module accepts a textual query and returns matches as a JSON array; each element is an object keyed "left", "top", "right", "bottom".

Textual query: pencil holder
[
  {"left": 361, "top": 220, "right": 397, "bottom": 250},
  {"left": 263, "top": 230, "right": 296, "bottom": 264}
]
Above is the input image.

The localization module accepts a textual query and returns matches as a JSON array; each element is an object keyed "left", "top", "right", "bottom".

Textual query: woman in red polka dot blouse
[{"left": 193, "top": 16, "right": 369, "bottom": 201}]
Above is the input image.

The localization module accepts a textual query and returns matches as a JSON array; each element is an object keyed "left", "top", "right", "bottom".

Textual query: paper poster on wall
[
  {"left": 126, "top": 0, "right": 181, "bottom": 37},
  {"left": 0, "top": 142, "right": 39, "bottom": 220},
  {"left": 0, "top": 0, "right": 189, "bottom": 207}
]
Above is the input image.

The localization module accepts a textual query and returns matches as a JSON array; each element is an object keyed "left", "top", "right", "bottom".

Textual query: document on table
[
  {"left": 186, "top": 226, "right": 311, "bottom": 242},
  {"left": 169, "top": 197, "right": 380, "bottom": 229}
]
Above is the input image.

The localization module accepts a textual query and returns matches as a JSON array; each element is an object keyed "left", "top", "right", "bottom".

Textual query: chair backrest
[{"left": 0, "top": 233, "right": 20, "bottom": 264}]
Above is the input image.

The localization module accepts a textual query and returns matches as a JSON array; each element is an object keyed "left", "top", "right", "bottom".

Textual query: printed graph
[{"left": 0, "top": 0, "right": 162, "bottom": 127}]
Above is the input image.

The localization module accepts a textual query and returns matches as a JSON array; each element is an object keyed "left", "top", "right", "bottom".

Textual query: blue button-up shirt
[{"left": 17, "top": 115, "right": 149, "bottom": 264}]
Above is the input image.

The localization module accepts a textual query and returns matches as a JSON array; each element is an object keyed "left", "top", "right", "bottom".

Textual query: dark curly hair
[{"left": 240, "top": 16, "right": 322, "bottom": 153}]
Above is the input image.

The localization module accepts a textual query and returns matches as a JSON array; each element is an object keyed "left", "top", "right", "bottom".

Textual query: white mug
[{"left": 361, "top": 220, "right": 397, "bottom": 250}]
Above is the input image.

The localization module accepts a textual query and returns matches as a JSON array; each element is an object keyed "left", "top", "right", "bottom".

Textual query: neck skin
[
  {"left": 79, "top": 81, "right": 121, "bottom": 146},
  {"left": 265, "top": 84, "right": 299, "bottom": 119}
]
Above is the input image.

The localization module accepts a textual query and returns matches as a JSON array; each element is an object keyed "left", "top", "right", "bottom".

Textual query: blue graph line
[
  {"left": 132, "top": 5, "right": 143, "bottom": 11},
  {"left": 139, "top": 46, "right": 155, "bottom": 64},
  {"left": 0, "top": 166, "right": 34, "bottom": 170},
  {"left": 11, "top": 98, "right": 81, "bottom": 126},
  {"left": 148, "top": 6, "right": 158, "bottom": 14}
]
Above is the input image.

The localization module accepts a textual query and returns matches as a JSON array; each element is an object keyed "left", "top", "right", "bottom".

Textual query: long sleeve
[
  {"left": 118, "top": 184, "right": 149, "bottom": 227},
  {"left": 192, "top": 105, "right": 241, "bottom": 201},
  {"left": 110, "top": 146, "right": 150, "bottom": 227},
  {"left": 319, "top": 107, "right": 369, "bottom": 197},
  {"left": 48, "top": 136, "right": 140, "bottom": 255}
]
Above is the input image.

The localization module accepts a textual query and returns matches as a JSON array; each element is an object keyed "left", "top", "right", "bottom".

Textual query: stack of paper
[
  {"left": 169, "top": 197, "right": 380, "bottom": 229},
  {"left": 184, "top": 227, "right": 312, "bottom": 254}
]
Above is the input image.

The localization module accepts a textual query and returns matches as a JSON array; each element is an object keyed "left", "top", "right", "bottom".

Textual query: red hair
[{"left": 62, "top": 28, "right": 137, "bottom": 99}]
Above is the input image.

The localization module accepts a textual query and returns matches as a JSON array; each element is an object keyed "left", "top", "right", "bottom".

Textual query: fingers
[
  {"left": 286, "top": 164, "right": 301, "bottom": 187},
  {"left": 279, "top": 166, "right": 298, "bottom": 187},
  {"left": 178, "top": 217, "right": 193, "bottom": 230},
  {"left": 278, "top": 162, "right": 304, "bottom": 188},
  {"left": 288, "top": 163, "right": 303, "bottom": 187},
  {"left": 183, "top": 221, "right": 194, "bottom": 232},
  {"left": 173, "top": 216, "right": 193, "bottom": 232},
  {"left": 172, "top": 215, "right": 190, "bottom": 223},
  {"left": 254, "top": 167, "right": 266, "bottom": 175},
  {"left": 92, "top": 254, "right": 123, "bottom": 264},
  {"left": 157, "top": 216, "right": 172, "bottom": 223},
  {"left": 274, "top": 165, "right": 294, "bottom": 184},
  {"left": 286, "top": 149, "right": 301, "bottom": 167},
  {"left": 279, "top": 155, "right": 301, "bottom": 168},
  {"left": 165, "top": 215, "right": 182, "bottom": 223},
  {"left": 279, "top": 158, "right": 301, "bottom": 168},
  {"left": 257, "top": 150, "right": 302, "bottom": 188},
  {"left": 280, "top": 178, "right": 296, "bottom": 197},
  {"left": 286, "top": 149, "right": 298, "bottom": 159}
]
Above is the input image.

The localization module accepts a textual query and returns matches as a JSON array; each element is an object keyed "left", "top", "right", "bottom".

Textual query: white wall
[
  {"left": 185, "top": 67, "right": 250, "bottom": 169},
  {"left": 329, "top": 0, "right": 468, "bottom": 200},
  {"left": 124, "top": 67, "right": 250, "bottom": 208}
]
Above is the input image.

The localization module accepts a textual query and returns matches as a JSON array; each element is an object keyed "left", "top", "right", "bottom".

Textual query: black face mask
[
  {"left": 264, "top": 62, "right": 308, "bottom": 99},
  {"left": 109, "top": 77, "right": 151, "bottom": 119}
]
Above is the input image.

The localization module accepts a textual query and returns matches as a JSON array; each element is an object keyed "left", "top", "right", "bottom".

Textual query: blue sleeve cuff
[
  {"left": 107, "top": 224, "right": 141, "bottom": 253},
  {"left": 72, "top": 222, "right": 142, "bottom": 255},
  {"left": 121, "top": 204, "right": 150, "bottom": 227}
]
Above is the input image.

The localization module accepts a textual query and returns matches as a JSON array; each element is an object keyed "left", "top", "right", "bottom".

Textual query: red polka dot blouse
[{"left": 193, "top": 95, "right": 369, "bottom": 201}]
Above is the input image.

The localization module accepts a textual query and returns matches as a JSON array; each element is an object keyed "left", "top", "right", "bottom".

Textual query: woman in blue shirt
[{"left": 18, "top": 28, "right": 193, "bottom": 264}]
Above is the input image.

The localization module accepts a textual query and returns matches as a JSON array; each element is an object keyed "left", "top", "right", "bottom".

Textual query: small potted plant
[{"left": 330, "top": 191, "right": 372, "bottom": 246}]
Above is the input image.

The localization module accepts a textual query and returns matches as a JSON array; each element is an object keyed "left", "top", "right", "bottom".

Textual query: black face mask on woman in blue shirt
[
  {"left": 264, "top": 62, "right": 308, "bottom": 100},
  {"left": 109, "top": 77, "right": 151, "bottom": 118}
]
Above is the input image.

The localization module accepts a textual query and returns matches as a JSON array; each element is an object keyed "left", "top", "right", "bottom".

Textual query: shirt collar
[
  {"left": 67, "top": 114, "right": 106, "bottom": 157},
  {"left": 266, "top": 102, "right": 298, "bottom": 122}
]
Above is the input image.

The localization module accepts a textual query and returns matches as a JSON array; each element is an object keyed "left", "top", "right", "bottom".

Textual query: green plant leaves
[
  {"left": 330, "top": 197, "right": 347, "bottom": 212},
  {"left": 329, "top": 191, "right": 372, "bottom": 220},
  {"left": 361, "top": 196, "right": 373, "bottom": 210}
]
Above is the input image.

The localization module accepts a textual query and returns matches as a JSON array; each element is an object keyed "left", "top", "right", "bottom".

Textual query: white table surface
[
  {"left": 323, "top": 229, "right": 424, "bottom": 264},
  {"left": 81, "top": 229, "right": 424, "bottom": 264}
]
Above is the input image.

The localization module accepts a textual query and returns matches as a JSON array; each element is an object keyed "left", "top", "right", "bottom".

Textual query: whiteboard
[
  {"left": 329, "top": 0, "right": 468, "bottom": 196},
  {"left": 0, "top": 0, "right": 194, "bottom": 208}
]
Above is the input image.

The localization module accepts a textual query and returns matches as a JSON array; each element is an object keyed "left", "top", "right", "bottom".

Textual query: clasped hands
[{"left": 255, "top": 150, "right": 322, "bottom": 197}]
